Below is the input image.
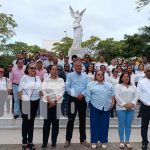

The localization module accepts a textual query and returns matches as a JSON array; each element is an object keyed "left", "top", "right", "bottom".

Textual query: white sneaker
[
  {"left": 102, "top": 143, "right": 107, "bottom": 149},
  {"left": 91, "top": 144, "right": 97, "bottom": 149}
]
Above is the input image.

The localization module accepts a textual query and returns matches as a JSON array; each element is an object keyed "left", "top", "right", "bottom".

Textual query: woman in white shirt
[
  {"left": 85, "top": 64, "right": 95, "bottom": 82},
  {"left": 115, "top": 72, "right": 139, "bottom": 149},
  {"left": 18, "top": 63, "right": 42, "bottom": 150},
  {"left": 135, "top": 64, "right": 145, "bottom": 83},
  {"left": 127, "top": 65, "right": 136, "bottom": 86},
  {"left": 0, "top": 68, "right": 10, "bottom": 116},
  {"left": 42, "top": 65, "right": 65, "bottom": 149},
  {"left": 107, "top": 68, "right": 119, "bottom": 118}
]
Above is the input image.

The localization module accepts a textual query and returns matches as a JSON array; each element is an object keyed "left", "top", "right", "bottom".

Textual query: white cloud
[{"left": 1, "top": 0, "right": 149, "bottom": 46}]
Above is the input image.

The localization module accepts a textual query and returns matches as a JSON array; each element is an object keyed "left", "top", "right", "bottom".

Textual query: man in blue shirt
[{"left": 64, "top": 61, "right": 90, "bottom": 148}]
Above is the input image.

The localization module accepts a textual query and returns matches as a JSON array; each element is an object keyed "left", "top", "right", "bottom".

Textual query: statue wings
[
  {"left": 69, "top": 6, "right": 86, "bottom": 18},
  {"left": 69, "top": 6, "right": 75, "bottom": 18},
  {"left": 79, "top": 8, "right": 86, "bottom": 17}
]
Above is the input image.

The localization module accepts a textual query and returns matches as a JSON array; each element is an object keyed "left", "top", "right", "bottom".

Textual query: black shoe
[
  {"left": 28, "top": 143, "right": 35, "bottom": 150},
  {"left": 13, "top": 114, "right": 19, "bottom": 119},
  {"left": 142, "top": 144, "right": 147, "bottom": 150},
  {"left": 51, "top": 143, "right": 56, "bottom": 149},
  {"left": 22, "top": 144, "right": 28, "bottom": 150},
  {"left": 41, "top": 144, "right": 47, "bottom": 150},
  {"left": 137, "top": 114, "right": 141, "bottom": 118}
]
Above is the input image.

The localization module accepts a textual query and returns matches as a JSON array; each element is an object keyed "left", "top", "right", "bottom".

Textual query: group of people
[{"left": 0, "top": 51, "right": 150, "bottom": 150}]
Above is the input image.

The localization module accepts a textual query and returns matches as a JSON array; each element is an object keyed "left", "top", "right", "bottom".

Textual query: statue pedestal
[{"left": 68, "top": 48, "right": 83, "bottom": 62}]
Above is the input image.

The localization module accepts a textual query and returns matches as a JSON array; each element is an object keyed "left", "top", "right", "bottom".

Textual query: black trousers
[
  {"left": 21, "top": 100, "right": 39, "bottom": 144},
  {"left": 66, "top": 95, "right": 87, "bottom": 142},
  {"left": 141, "top": 103, "right": 150, "bottom": 145},
  {"left": 42, "top": 105, "right": 59, "bottom": 146}
]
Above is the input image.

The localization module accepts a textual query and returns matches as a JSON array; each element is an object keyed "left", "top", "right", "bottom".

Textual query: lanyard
[{"left": 22, "top": 77, "right": 36, "bottom": 100}]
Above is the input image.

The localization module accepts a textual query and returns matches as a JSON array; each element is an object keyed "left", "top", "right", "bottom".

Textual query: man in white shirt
[
  {"left": 137, "top": 64, "right": 150, "bottom": 150},
  {"left": 95, "top": 55, "right": 108, "bottom": 71},
  {"left": 43, "top": 52, "right": 53, "bottom": 68},
  {"left": 108, "top": 59, "right": 117, "bottom": 75},
  {"left": 58, "top": 52, "right": 64, "bottom": 69}
]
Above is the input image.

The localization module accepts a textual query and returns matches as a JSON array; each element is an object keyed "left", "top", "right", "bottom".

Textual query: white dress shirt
[
  {"left": 115, "top": 84, "right": 139, "bottom": 110},
  {"left": 42, "top": 77, "right": 65, "bottom": 103},
  {"left": 135, "top": 71, "right": 145, "bottom": 82},
  {"left": 18, "top": 75, "right": 42, "bottom": 101},
  {"left": 137, "top": 78, "right": 150, "bottom": 106},
  {"left": 95, "top": 62, "right": 108, "bottom": 71}
]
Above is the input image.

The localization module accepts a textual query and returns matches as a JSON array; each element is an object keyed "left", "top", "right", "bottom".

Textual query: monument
[{"left": 68, "top": 6, "right": 86, "bottom": 59}]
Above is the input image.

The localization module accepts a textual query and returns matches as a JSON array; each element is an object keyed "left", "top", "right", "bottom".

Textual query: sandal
[
  {"left": 119, "top": 142, "right": 125, "bottom": 149},
  {"left": 125, "top": 142, "right": 132, "bottom": 150}
]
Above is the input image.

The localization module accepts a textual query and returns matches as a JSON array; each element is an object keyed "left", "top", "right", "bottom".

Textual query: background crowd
[{"left": 0, "top": 51, "right": 150, "bottom": 150}]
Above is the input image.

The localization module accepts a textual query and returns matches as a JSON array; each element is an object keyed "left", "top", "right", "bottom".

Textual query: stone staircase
[{"left": 0, "top": 102, "right": 147, "bottom": 129}]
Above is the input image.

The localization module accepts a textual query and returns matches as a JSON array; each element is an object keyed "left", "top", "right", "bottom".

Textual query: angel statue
[{"left": 69, "top": 6, "right": 86, "bottom": 52}]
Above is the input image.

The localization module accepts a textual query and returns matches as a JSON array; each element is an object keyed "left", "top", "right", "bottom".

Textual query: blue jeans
[
  {"left": 12, "top": 84, "right": 21, "bottom": 116},
  {"left": 90, "top": 102, "right": 110, "bottom": 143},
  {"left": 117, "top": 110, "right": 134, "bottom": 142}
]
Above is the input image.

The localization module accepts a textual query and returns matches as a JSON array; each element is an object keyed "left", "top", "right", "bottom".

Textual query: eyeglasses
[
  {"left": 30, "top": 67, "right": 36, "bottom": 70},
  {"left": 96, "top": 73, "right": 104, "bottom": 76}
]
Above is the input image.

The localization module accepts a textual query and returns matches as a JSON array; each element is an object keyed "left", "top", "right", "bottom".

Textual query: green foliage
[
  {"left": 0, "top": 9, "right": 17, "bottom": 43},
  {"left": 0, "top": 41, "right": 42, "bottom": 55},
  {"left": 52, "top": 37, "right": 73, "bottom": 55},
  {"left": 136, "top": 0, "right": 150, "bottom": 11},
  {"left": 0, "top": 54, "right": 15, "bottom": 69}
]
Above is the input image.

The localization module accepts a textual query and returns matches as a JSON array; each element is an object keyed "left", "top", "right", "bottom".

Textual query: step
[{"left": 0, "top": 116, "right": 144, "bottom": 129}]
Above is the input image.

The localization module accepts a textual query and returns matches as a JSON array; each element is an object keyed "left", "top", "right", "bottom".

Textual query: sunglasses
[{"left": 30, "top": 67, "right": 36, "bottom": 70}]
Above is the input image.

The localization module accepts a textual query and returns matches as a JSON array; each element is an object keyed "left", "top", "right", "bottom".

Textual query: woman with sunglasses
[
  {"left": 18, "top": 63, "right": 42, "bottom": 150},
  {"left": 86, "top": 70, "right": 115, "bottom": 149}
]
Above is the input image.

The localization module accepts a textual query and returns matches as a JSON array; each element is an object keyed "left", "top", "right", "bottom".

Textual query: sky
[{"left": 0, "top": 0, "right": 150, "bottom": 47}]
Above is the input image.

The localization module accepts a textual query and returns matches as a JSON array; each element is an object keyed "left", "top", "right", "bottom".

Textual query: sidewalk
[
  {"left": 0, "top": 143, "right": 149, "bottom": 150},
  {"left": 0, "top": 128, "right": 145, "bottom": 144}
]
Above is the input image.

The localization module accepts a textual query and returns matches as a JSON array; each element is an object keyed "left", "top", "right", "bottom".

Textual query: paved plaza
[{"left": 0, "top": 143, "right": 150, "bottom": 150}]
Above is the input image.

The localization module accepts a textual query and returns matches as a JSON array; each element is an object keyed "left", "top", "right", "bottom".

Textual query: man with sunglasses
[
  {"left": 137, "top": 64, "right": 150, "bottom": 150},
  {"left": 10, "top": 59, "right": 25, "bottom": 119}
]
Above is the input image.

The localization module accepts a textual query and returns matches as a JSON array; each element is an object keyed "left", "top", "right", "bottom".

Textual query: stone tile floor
[{"left": 0, "top": 143, "right": 150, "bottom": 150}]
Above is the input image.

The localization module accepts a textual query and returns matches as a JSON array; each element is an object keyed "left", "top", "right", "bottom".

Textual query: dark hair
[
  {"left": 94, "top": 70, "right": 104, "bottom": 81},
  {"left": 100, "top": 65, "right": 106, "bottom": 69},
  {"left": 47, "top": 65, "right": 58, "bottom": 73},
  {"left": 16, "top": 58, "right": 24, "bottom": 64},
  {"left": 127, "top": 65, "right": 135, "bottom": 74},
  {"left": 86, "top": 64, "right": 94, "bottom": 75},
  {"left": 24, "top": 64, "right": 30, "bottom": 75},
  {"left": 71, "top": 55, "right": 77, "bottom": 61},
  {"left": 116, "top": 65, "right": 123, "bottom": 71},
  {"left": 112, "top": 68, "right": 118, "bottom": 74},
  {"left": 138, "top": 63, "right": 144, "bottom": 70},
  {"left": 119, "top": 72, "right": 131, "bottom": 85}
]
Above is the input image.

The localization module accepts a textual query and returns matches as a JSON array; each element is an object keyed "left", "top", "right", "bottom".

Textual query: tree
[
  {"left": 136, "top": 0, "right": 150, "bottom": 11},
  {"left": 0, "top": 41, "right": 42, "bottom": 55},
  {"left": 52, "top": 37, "right": 73, "bottom": 55},
  {"left": 0, "top": 6, "right": 17, "bottom": 43},
  {"left": 123, "top": 34, "right": 146, "bottom": 57}
]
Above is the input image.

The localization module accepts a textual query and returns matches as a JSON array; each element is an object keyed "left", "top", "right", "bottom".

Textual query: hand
[
  {"left": 8, "top": 89, "right": 12, "bottom": 95},
  {"left": 49, "top": 101, "right": 56, "bottom": 107},
  {"left": 18, "top": 91, "right": 22, "bottom": 99},
  {"left": 39, "top": 91, "right": 43, "bottom": 97},
  {"left": 126, "top": 103, "right": 135, "bottom": 110},
  {"left": 56, "top": 95, "right": 62, "bottom": 102},
  {"left": 123, "top": 104, "right": 128, "bottom": 109},
  {"left": 77, "top": 94, "right": 84, "bottom": 101},
  {"left": 47, "top": 96, "right": 56, "bottom": 107}
]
